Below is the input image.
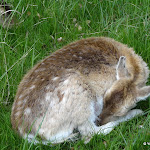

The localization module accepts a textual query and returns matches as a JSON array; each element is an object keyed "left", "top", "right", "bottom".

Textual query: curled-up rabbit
[{"left": 11, "top": 37, "right": 150, "bottom": 144}]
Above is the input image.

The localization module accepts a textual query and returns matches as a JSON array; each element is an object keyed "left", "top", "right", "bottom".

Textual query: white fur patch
[
  {"left": 137, "top": 93, "right": 150, "bottom": 102},
  {"left": 24, "top": 107, "right": 31, "bottom": 115},
  {"left": 95, "top": 96, "right": 103, "bottom": 116},
  {"left": 73, "top": 54, "right": 77, "bottom": 57},
  {"left": 116, "top": 56, "right": 126, "bottom": 80},
  {"left": 35, "top": 68, "right": 46, "bottom": 72},
  {"left": 46, "top": 129, "right": 72, "bottom": 143},
  {"left": 99, "top": 122, "right": 116, "bottom": 135},
  {"left": 46, "top": 86, "right": 50, "bottom": 90},
  {"left": 19, "top": 95, "right": 23, "bottom": 99},
  {"left": 30, "top": 85, "right": 35, "bottom": 89},
  {"left": 89, "top": 102, "right": 97, "bottom": 123},
  {"left": 117, "top": 109, "right": 143, "bottom": 123},
  {"left": 116, "top": 64, "right": 120, "bottom": 80},
  {"left": 18, "top": 127, "right": 23, "bottom": 135},
  {"left": 45, "top": 92, "right": 59, "bottom": 107},
  {"left": 23, "top": 98, "right": 27, "bottom": 103},
  {"left": 63, "top": 79, "right": 69, "bottom": 85},
  {"left": 52, "top": 77, "right": 59, "bottom": 81},
  {"left": 49, "top": 100, "right": 57, "bottom": 107},
  {"left": 45, "top": 93, "right": 51, "bottom": 102},
  {"left": 24, "top": 133, "right": 39, "bottom": 144},
  {"left": 14, "top": 111, "right": 21, "bottom": 117},
  {"left": 17, "top": 101, "right": 23, "bottom": 106},
  {"left": 16, "top": 106, "right": 23, "bottom": 111},
  {"left": 39, "top": 128, "right": 45, "bottom": 135}
]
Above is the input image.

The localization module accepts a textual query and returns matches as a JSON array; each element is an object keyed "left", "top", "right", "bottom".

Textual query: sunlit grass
[{"left": 0, "top": 0, "right": 150, "bottom": 149}]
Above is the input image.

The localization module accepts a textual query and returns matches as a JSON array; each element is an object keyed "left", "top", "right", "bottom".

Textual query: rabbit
[{"left": 11, "top": 37, "right": 150, "bottom": 144}]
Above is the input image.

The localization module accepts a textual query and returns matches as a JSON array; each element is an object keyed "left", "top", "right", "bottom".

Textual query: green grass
[{"left": 0, "top": 0, "right": 150, "bottom": 149}]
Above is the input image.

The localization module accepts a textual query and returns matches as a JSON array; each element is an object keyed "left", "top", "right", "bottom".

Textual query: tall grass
[{"left": 0, "top": 0, "right": 150, "bottom": 149}]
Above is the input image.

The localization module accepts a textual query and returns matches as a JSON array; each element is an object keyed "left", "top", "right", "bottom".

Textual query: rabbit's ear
[
  {"left": 116, "top": 56, "right": 128, "bottom": 80},
  {"left": 136, "top": 86, "right": 150, "bottom": 102}
]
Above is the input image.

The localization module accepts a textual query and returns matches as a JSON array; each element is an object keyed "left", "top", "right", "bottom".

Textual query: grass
[{"left": 0, "top": 0, "right": 150, "bottom": 149}]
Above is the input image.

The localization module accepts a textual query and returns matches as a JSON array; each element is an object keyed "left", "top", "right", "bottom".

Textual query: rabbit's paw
[{"left": 99, "top": 122, "right": 117, "bottom": 135}]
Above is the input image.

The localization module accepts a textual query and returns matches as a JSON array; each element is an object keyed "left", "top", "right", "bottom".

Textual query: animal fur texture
[{"left": 11, "top": 37, "right": 150, "bottom": 144}]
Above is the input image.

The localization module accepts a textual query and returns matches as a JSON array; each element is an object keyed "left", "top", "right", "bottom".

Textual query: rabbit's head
[{"left": 99, "top": 56, "right": 150, "bottom": 125}]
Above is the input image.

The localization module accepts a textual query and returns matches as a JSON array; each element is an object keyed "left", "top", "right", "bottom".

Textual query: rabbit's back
[
  {"left": 11, "top": 37, "right": 120, "bottom": 138},
  {"left": 11, "top": 37, "right": 148, "bottom": 143}
]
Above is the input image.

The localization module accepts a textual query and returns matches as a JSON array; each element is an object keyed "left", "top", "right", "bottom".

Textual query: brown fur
[
  {"left": 97, "top": 53, "right": 149, "bottom": 125},
  {"left": 12, "top": 37, "right": 120, "bottom": 129},
  {"left": 11, "top": 37, "right": 150, "bottom": 143}
]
